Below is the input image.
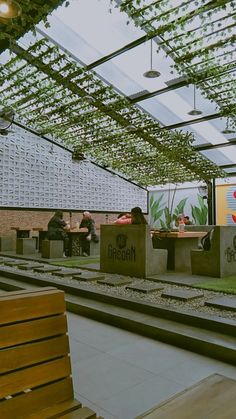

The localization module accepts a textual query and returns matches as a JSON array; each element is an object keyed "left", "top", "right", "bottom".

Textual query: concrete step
[
  {"left": 0, "top": 267, "right": 235, "bottom": 365},
  {"left": 0, "top": 276, "right": 40, "bottom": 292},
  {"left": 65, "top": 294, "right": 236, "bottom": 365}
]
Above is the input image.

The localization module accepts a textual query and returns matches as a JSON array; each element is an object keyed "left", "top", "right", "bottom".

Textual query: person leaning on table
[
  {"left": 114, "top": 212, "right": 132, "bottom": 225},
  {"left": 115, "top": 207, "right": 147, "bottom": 225},
  {"left": 131, "top": 206, "right": 148, "bottom": 225}
]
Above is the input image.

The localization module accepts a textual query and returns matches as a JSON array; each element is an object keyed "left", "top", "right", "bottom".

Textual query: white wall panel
[{"left": 0, "top": 125, "right": 147, "bottom": 211}]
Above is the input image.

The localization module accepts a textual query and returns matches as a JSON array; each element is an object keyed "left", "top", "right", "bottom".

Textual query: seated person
[
  {"left": 47, "top": 210, "right": 69, "bottom": 257},
  {"left": 183, "top": 215, "right": 193, "bottom": 225},
  {"left": 175, "top": 214, "right": 185, "bottom": 227},
  {"left": 79, "top": 211, "right": 98, "bottom": 256},
  {"left": 131, "top": 206, "right": 148, "bottom": 225},
  {"left": 114, "top": 213, "right": 132, "bottom": 225}
]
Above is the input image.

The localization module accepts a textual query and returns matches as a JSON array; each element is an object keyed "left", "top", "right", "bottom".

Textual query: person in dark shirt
[
  {"left": 47, "top": 210, "right": 69, "bottom": 256},
  {"left": 79, "top": 211, "right": 98, "bottom": 256},
  {"left": 183, "top": 215, "right": 193, "bottom": 225}
]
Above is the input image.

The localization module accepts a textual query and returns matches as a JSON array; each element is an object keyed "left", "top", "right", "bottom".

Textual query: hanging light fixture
[
  {"left": 143, "top": 39, "right": 160, "bottom": 78},
  {"left": 0, "top": 106, "right": 15, "bottom": 131},
  {"left": 126, "top": 124, "right": 136, "bottom": 133},
  {"left": 83, "top": 74, "right": 94, "bottom": 103},
  {"left": 0, "top": 0, "right": 21, "bottom": 19},
  {"left": 221, "top": 118, "right": 235, "bottom": 134},
  {"left": 188, "top": 85, "right": 202, "bottom": 116}
]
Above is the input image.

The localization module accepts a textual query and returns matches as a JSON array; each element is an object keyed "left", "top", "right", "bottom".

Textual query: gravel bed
[{"left": 1, "top": 263, "right": 236, "bottom": 321}]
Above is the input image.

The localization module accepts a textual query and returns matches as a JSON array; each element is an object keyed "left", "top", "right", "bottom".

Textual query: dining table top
[{"left": 151, "top": 230, "right": 207, "bottom": 239}]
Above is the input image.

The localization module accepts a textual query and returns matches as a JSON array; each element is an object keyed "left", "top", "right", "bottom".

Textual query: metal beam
[
  {"left": 130, "top": 79, "right": 189, "bottom": 103},
  {"left": 223, "top": 172, "right": 236, "bottom": 176},
  {"left": 195, "top": 138, "right": 236, "bottom": 151},
  {"left": 86, "top": 35, "right": 148, "bottom": 70},
  {"left": 220, "top": 163, "right": 236, "bottom": 169},
  {"left": 160, "top": 113, "right": 222, "bottom": 130}
]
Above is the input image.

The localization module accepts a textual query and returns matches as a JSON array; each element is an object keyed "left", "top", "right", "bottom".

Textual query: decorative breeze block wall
[{"left": 0, "top": 125, "right": 147, "bottom": 212}]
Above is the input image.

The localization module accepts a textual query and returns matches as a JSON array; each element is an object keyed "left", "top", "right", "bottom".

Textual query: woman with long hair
[{"left": 131, "top": 207, "right": 147, "bottom": 225}]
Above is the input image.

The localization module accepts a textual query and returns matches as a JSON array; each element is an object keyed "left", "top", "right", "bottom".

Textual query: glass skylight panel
[
  {"left": 187, "top": 121, "right": 232, "bottom": 147},
  {"left": 202, "top": 146, "right": 236, "bottom": 166},
  {"left": 223, "top": 168, "right": 236, "bottom": 174},
  {"left": 139, "top": 97, "right": 180, "bottom": 125},
  {"left": 176, "top": 86, "right": 217, "bottom": 116},
  {"left": 210, "top": 118, "right": 236, "bottom": 136},
  {"left": 53, "top": 0, "right": 143, "bottom": 57},
  {"left": 176, "top": 126, "right": 209, "bottom": 147},
  {"left": 0, "top": 0, "right": 232, "bottom": 183},
  {"left": 200, "top": 150, "right": 232, "bottom": 167},
  {"left": 37, "top": 16, "right": 98, "bottom": 65},
  {"left": 100, "top": 41, "right": 178, "bottom": 94}
]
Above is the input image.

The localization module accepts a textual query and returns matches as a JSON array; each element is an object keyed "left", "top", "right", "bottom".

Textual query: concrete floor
[{"left": 68, "top": 312, "right": 236, "bottom": 419}]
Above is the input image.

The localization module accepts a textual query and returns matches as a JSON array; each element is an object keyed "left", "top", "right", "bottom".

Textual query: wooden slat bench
[{"left": 0, "top": 287, "right": 102, "bottom": 419}]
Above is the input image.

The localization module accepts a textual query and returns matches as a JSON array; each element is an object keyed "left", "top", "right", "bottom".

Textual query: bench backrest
[{"left": 0, "top": 287, "right": 74, "bottom": 418}]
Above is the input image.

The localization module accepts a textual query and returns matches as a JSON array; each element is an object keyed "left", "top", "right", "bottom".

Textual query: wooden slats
[
  {"left": 0, "top": 288, "right": 100, "bottom": 419},
  {"left": 28, "top": 400, "right": 82, "bottom": 419},
  {"left": 0, "top": 314, "right": 68, "bottom": 349},
  {"left": 0, "top": 356, "right": 71, "bottom": 399},
  {"left": 61, "top": 407, "right": 97, "bottom": 418},
  {"left": 0, "top": 288, "right": 65, "bottom": 325},
  {"left": 0, "top": 378, "right": 75, "bottom": 419},
  {"left": 0, "top": 287, "right": 56, "bottom": 300},
  {"left": 0, "top": 335, "right": 70, "bottom": 373}
]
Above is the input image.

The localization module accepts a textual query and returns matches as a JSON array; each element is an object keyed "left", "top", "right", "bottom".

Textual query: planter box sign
[{"left": 100, "top": 225, "right": 167, "bottom": 278}]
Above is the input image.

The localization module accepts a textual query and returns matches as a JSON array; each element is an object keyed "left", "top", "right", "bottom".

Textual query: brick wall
[{"left": 0, "top": 209, "right": 119, "bottom": 241}]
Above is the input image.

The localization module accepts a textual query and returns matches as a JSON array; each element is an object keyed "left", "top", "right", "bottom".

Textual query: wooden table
[
  {"left": 152, "top": 231, "right": 206, "bottom": 271},
  {"left": 30, "top": 227, "right": 88, "bottom": 256}
]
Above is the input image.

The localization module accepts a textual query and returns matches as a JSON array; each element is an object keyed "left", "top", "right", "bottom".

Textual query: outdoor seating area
[{"left": 0, "top": 0, "right": 236, "bottom": 418}]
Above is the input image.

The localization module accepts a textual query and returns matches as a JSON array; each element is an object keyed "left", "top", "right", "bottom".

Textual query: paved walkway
[{"left": 68, "top": 312, "right": 236, "bottom": 419}]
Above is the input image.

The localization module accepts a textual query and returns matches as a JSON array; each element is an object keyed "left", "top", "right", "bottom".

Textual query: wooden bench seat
[{"left": 0, "top": 287, "right": 102, "bottom": 419}]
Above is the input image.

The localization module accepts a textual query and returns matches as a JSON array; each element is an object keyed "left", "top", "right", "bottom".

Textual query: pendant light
[
  {"left": 0, "top": 106, "right": 15, "bottom": 131},
  {"left": 221, "top": 118, "right": 235, "bottom": 134},
  {"left": 0, "top": 0, "right": 21, "bottom": 19},
  {"left": 83, "top": 74, "right": 94, "bottom": 104},
  {"left": 143, "top": 39, "right": 160, "bottom": 78},
  {"left": 188, "top": 85, "right": 202, "bottom": 116}
]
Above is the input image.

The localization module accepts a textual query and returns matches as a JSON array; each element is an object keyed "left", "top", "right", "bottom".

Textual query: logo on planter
[
  {"left": 225, "top": 235, "right": 236, "bottom": 262},
  {"left": 107, "top": 234, "right": 135, "bottom": 262},
  {"left": 116, "top": 234, "right": 127, "bottom": 249}
]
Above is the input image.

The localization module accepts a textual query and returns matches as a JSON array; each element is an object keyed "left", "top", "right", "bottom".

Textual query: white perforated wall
[{"left": 0, "top": 125, "right": 147, "bottom": 211}]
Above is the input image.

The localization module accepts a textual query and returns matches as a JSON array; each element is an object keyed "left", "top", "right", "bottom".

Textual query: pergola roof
[{"left": 0, "top": 0, "right": 235, "bottom": 186}]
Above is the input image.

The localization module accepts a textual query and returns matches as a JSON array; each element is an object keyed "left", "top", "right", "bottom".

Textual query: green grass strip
[
  {"left": 194, "top": 276, "right": 236, "bottom": 295},
  {"left": 51, "top": 258, "right": 100, "bottom": 267}
]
